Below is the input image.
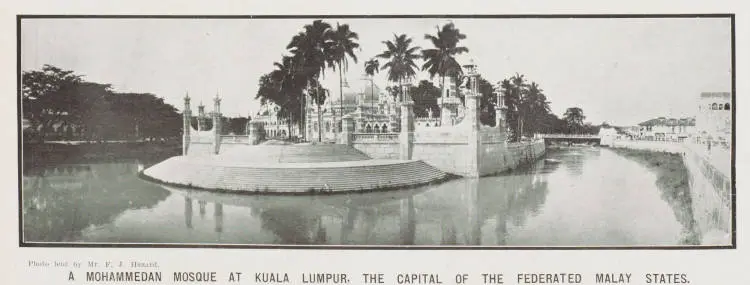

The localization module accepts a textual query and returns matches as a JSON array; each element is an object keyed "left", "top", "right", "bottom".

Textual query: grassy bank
[
  {"left": 22, "top": 141, "right": 181, "bottom": 167},
  {"left": 610, "top": 147, "right": 700, "bottom": 244}
]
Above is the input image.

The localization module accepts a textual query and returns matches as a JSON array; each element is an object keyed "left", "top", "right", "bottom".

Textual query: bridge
[{"left": 534, "top": 133, "right": 602, "bottom": 144}]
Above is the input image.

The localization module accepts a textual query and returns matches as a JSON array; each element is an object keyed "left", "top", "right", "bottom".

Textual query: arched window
[
  {"left": 382, "top": 125, "right": 388, "bottom": 133},
  {"left": 711, "top": 103, "right": 718, "bottom": 110},
  {"left": 725, "top": 103, "right": 731, "bottom": 110},
  {"left": 365, "top": 124, "right": 372, "bottom": 133}
]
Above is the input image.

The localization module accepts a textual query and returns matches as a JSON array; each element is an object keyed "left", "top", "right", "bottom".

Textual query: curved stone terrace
[{"left": 141, "top": 144, "right": 452, "bottom": 194}]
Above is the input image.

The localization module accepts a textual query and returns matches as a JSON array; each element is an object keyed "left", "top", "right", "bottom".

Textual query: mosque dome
[{"left": 330, "top": 79, "right": 382, "bottom": 104}]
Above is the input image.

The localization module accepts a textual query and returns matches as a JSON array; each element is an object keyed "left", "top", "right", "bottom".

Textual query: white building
[
  {"left": 637, "top": 117, "right": 696, "bottom": 141},
  {"left": 696, "top": 92, "right": 731, "bottom": 143}
]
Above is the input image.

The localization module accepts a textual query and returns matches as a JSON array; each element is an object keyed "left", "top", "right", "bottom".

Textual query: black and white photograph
[{"left": 19, "top": 16, "right": 734, "bottom": 247}]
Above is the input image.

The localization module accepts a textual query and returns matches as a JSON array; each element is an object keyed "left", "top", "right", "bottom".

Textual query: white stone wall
[
  {"left": 683, "top": 145, "right": 732, "bottom": 245},
  {"left": 352, "top": 143, "right": 400, "bottom": 159},
  {"left": 186, "top": 142, "right": 214, "bottom": 157},
  {"left": 479, "top": 141, "right": 545, "bottom": 176},
  {"left": 412, "top": 143, "right": 470, "bottom": 176}
]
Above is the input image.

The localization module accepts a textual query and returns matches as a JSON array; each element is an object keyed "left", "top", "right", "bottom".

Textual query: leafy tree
[
  {"left": 421, "top": 23, "right": 469, "bottom": 103},
  {"left": 563, "top": 107, "right": 586, "bottom": 134},
  {"left": 22, "top": 65, "right": 84, "bottom": 139},
  {"left": 409, "top": 80, "right": 441, "bottom": 117},
  {"left": 376, "top": 34, "right": 421, "bottom": 102}
]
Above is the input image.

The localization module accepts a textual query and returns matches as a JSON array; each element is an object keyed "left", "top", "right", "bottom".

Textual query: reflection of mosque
[
  {"left": 173, "top": 165, "right": 550, "bottom": 245},
  {"left": 22, "top": 163, "right": 170, "bottom": 242}
]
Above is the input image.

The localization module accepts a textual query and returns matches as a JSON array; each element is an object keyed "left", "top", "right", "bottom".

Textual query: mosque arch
[
  {"left": 711, "top": 103, "right": 718, "bottom": 110},
  {"left": 725, "top": 103, "right": 731, "bottom": 110},
  {"left": 381, "top": 125, "right": 388, "bottom": 133},
  {"left": 365, "top": 124, "right": 372, "bottom": 133}
]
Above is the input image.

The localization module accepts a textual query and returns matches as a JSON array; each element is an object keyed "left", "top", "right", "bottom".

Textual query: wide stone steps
[
  {"left": 220, "top": 144, "right": 371, "bottom": 163},
  {"left": 143, "top": 157, "right": 447, "bottom": 193}
]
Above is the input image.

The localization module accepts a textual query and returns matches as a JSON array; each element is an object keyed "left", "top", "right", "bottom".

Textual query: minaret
[
  {"left": 495, "top": 85, "right": 506, "bottom": 131},
  {"left": 439, "top": 76, "right": 459, "bottom": 126},
  {"left": 197, "top": 102, "right": 205, "bottom": 131},
  {"left": 212, "top": 93, "right": 222, "bottom": 154},
  {"left": 464, "top": 60, "right": 481, "bottom": 177},
  {"left": 182, "top": 92, "right": 191, "bottom": 156}
]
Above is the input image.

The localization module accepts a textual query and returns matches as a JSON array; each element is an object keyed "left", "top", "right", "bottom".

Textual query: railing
[
  {"left": 221, "top": 135, "right": 249, "bottom": 144},
  {"left": 352, "top": 133, "right": 399, "bottom": 143},
  {"left": 535, "top": 133, "right": 600, "bottom": 139}
]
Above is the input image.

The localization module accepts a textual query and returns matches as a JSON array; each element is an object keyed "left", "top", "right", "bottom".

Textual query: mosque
[{"left": 252, "top": 76, "right": 467, "bottom": 143}]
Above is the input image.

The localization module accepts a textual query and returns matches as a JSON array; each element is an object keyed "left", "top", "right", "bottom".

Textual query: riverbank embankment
[
  {"left": 22, "top": 141, "right": 181, "bottom": 167},
  {"left": 609, "top": 148, "right": 699, "bottom": 245},
  {"left": 610, "top": 143, "right": 732, "bottom": 245}
]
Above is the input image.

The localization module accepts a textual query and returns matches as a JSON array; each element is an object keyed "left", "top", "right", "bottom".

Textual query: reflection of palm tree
[
  {"left": 340, "top": 207, "right": 357, "bottom": 244},
  {"left": 184, "top": 197, "right": 193, "bottom": 229},
  {"left": 214, "top": 203, "right": 223, "bottom": 234},
  {"left": 399, "top": 197, "right": 416, "bottom": 245}
]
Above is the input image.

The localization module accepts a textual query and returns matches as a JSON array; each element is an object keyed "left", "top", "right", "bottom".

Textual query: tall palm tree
[
  {"left": 364, "top": 58, "right": 379, "bottom": 111},
  {"left": 329, "top": 22, "right": 360, "bottom": 135},
  {"left": 510, "top": 73, "right": 528, "bottom": 139},
  {"left": 376, "top": 34, "right": 421, "bottom": 103},
  {"left": 421, "top": 23, "right": 469, "bottom": 100},
  {"left": 308, "top": 80, "right": 329, "bottom": 142},
  {"left": 286, "top": 20, "right": 334, "bottom": 139}
]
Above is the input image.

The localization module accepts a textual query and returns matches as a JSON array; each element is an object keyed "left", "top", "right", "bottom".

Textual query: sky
[{"left": 20, "top": 17, "right": 731, "bottom": 126}]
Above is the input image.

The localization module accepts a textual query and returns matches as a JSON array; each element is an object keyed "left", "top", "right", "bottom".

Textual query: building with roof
[{"left": 637, "top": 117, "right": 696, "bottom": 141}]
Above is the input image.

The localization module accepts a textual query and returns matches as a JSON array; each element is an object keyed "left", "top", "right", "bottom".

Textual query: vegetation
[
  {"left": 252, "top": 20, "right": 605, "bottom": 142},
  {"left": 421, "top": 23, "right": 469, "bottom": 102},
  {"left": 376, "top": 34, "right": 421, "bottom": 102},
  {"left": 22, "top": 65, "right": 182, "bottom": 142}
]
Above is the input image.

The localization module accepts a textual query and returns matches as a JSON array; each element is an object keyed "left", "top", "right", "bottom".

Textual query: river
[{"left": 21, "top": 147, "right": 700, "bottom": 246}]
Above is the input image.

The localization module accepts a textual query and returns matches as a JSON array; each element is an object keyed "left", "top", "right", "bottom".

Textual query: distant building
[
  {"left": 637, "top": 117, "right": 696, "bottom": 141},
  {"left": 251, "top": 102, "right": 301, "bottom": 139},
  {"left": 598, "top": 127, "right": 618, "bottom": 146},
  {"left": 696, "top": 92, "right": 731, "bottom": 142}
]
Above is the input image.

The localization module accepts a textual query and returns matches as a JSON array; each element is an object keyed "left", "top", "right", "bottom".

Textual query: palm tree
[
  {"left": 308, "top": 80, "right": 329, "bottom": 142},
  {"left": 376, "top": 34, "right": 421, "bottom": 103},
  {"left": 510, "top": 73, "right": 528, "bottom": 139},
  {"left": 421, "top": 23, "right": 469, "bottom": 100},
  {"left": 364, "top": 58, "right": 379, "bottom": 111},
  {"left": 329, "top": 22, "right": 360, "bottom": 135},
  {"left": 286, "top": 20, "right": 335, "bottom": 139}
]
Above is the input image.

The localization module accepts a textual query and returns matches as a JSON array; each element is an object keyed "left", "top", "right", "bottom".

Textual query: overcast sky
[{"left": 21, "top": 17, "right": 731, "bottom": 126}]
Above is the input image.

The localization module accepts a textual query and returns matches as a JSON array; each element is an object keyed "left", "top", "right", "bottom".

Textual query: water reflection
[
  {"left": 154, "top": 163, "right": 550, "bottom": 246},
  {"left": 22, "top": 162, "right": 170, "bottom": 242},
  {"left": 22, "top": 148, "right": 700, "bottom": 246}
]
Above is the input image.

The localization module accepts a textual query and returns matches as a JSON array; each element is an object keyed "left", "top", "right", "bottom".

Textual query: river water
[{"left": 22, "top": 147, "right": 701, "bottom": 246}]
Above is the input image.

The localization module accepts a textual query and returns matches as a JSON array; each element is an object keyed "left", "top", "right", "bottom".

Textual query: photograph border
[{"left": 16, "top": 13, "right": 736, "bottom": 250}]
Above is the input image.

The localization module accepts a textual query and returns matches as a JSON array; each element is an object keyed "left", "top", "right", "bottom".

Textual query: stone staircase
[
  {"left": 143, "top": 157, "right": 447, "bottom": 193},
  {"left": 220, "top": 144, "right": 371, "bottom": 163}
]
